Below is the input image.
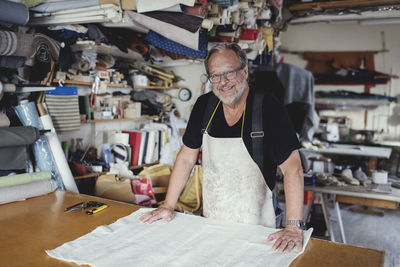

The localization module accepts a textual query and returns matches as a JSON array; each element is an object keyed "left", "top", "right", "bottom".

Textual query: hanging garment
[
  {"left": 273, "top": 63, "right": 319, "bottom": 142},
  {"left": 201, "top": 102, "right": 276, "bottom": 227}
]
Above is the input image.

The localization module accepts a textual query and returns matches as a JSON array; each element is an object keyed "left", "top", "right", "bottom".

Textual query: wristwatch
[{"left": 286, "top": 220, "right": 305, "bottom": 229}]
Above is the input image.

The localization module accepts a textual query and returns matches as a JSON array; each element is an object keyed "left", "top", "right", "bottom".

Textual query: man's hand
[
  {"left": 139, "top": 205, "right": 175, "bottom": 224},
  {"left": 267, "top": 226, "right": 303, "bottom": 253}
]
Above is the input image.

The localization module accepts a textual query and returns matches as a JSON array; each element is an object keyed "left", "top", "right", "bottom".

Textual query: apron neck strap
[
  {"left": 205, "top": 100, "right": 221, "bottom": 133},
  {"left": 205, "top": 100, "right": 247, "bottom": 139}
]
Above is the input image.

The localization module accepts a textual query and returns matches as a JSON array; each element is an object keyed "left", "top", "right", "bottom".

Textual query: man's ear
[{"left": 243, "top": 65, "right": 249, "bottom": 79}]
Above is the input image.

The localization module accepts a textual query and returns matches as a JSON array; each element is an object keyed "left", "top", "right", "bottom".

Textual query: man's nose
[{"left": 220, "top": 74, "right": 230, "bottom": 84}]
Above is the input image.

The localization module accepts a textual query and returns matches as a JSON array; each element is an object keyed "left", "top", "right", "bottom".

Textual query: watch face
[{"left": 178, "top": 88, "right": 192, "bottom": 102}]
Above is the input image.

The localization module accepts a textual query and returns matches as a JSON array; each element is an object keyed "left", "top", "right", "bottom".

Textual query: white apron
[{"left": 202, "top": 101, "right": 276, "bottom": 228}]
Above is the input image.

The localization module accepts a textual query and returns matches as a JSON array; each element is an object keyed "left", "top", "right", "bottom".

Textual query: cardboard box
[
  {"left": 121, "top": 0, "right": 136, "bottom": 10},
  {"left": 99, "top": 0, "right": 121, "bottom": 6}
]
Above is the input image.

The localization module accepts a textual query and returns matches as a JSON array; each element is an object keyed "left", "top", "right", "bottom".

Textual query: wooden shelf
[
  {"left": 86, "top": 115, "right": 161, "bottom": 123},
  {"left": 73, "top": 161, "right": 160, "bottom": 180},
  {"left": 134, "top": 85, "right": 184, "bottom": 90},
  {"left": 53, "top": 79, "right": 126, "bottom": 88}
]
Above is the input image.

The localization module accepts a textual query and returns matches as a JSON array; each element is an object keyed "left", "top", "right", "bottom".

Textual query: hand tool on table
[{"left": 64, "top": 201, "right": 105, "bottom": 213}]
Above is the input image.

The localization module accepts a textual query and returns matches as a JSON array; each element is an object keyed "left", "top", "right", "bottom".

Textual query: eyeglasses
[{"left": 208, "top": 65, "right": 245, "bottom": 84}]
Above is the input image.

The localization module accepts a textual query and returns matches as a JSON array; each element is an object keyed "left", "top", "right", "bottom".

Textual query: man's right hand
[{"left": 138, "top": 205, "right": 175, "bottom": 224}]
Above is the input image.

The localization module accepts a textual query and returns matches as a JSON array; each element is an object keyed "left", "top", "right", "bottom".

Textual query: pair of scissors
[{"left": 64, "top": 201, "right": 105, "bottom": 213}]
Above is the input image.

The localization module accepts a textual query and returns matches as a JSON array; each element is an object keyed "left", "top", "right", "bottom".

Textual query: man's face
[{"left": 208, "top": 50, "right": 248, "bottom": 106}]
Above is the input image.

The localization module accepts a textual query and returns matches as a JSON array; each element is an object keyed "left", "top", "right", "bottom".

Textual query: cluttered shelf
[
  {"left": 52, "top": 79, "right": 183, "bottom": 90},
  {"left": 314, "top": 90, "right": 397, "bottom": 110},
  {"left": 82, "top": 115, "right": 164, "bottom": 124},
  {"left": 288, "top": 0, "right": 400, "bottom": 12},
  {"left": 73, "top": 161, "right": 159, "bottom": 180}
]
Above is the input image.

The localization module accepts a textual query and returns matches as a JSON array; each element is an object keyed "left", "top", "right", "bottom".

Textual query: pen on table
[
  {"left": 64, "top": 202, "right": 84, "bottom": 212},
  {"left": 86, "top": 204, "right": 108, "bottom": 215}
]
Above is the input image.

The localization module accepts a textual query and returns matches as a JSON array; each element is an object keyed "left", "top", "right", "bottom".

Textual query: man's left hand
[{"left": 267, "top": 226, "right": 303, "bottom": 253}]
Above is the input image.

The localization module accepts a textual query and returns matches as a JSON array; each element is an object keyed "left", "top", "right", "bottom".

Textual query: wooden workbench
[{"left": 0, "top": 191, "right": 385, "bottom": 267}]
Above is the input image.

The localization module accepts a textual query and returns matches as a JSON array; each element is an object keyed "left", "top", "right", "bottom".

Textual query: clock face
[
  {"left": 178, "top": 88, "right": 192, "bottom": 102},
  {"left": 200, "top": 74, "right": 208, "bottom": 84}
]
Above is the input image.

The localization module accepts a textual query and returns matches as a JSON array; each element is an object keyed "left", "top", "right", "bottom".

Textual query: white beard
[{"left": 214, "top": 78, "right": 247, "bottom": 106}]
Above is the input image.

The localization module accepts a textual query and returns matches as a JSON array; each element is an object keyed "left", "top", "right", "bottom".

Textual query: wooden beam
[{"left": 289, "top": 0, "right": 400, "bottom": 12}]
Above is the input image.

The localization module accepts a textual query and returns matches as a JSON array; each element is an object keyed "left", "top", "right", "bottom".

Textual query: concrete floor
[{"left": 315, "top": 204, "right": 400, "bottom": 267}]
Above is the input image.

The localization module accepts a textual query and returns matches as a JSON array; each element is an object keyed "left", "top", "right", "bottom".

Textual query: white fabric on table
[{"left": 46, "top": 208, "right": 313, "bottom": 267}]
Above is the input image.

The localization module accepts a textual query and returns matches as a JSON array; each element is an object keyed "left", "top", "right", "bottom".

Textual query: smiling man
[{"left": 140, "top": 43, "right": 304, "bottom": 253}]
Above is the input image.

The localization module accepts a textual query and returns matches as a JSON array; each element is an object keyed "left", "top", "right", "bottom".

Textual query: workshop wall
[{"left": 281, "top": 23, "right": 400, "bottom": 140}]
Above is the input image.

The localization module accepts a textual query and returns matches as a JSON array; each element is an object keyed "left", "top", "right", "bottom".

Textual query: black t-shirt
[{"left": 183, "top": 88, "right": 301, "bottom": 190}]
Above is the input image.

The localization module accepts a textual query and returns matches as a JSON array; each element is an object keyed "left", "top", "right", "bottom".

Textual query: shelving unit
[
  {"left": 74, "top": 161, "right": 159, "bottom": 180},
  {"left": 315, "top": 98, "right": 395, "bottom": 110},
  {"left": 84, "top": 115, "right": 162, "bottom": 124},
  {"left": 53, "top": 79, "right": 183, "bottom": 90},
  {"left": 53, "top": 79, "right": 126, "bottom": 88},
  {"left": 288, "top": 0, "right": 400, "bottom": 12}
]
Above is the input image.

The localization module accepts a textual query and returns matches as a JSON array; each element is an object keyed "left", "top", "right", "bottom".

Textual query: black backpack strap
[
  {"left": 201, "top": 93, "right": 219, "bottom": 134},
  {"left": 251, "top": 89, "right": 266, "bottom": 175}
]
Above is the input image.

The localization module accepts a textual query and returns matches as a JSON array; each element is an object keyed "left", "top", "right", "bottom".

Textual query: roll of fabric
[
  {"left": 240, "top": 28, "right": 259, "bottom": 40},
  {"left": 0, "top": 0, "right": 29, "bottom": 25},
  {"left": 112, "top": 144, "right": 129, "bottom": 164},
  {"left": 0, "top": 56, "right": 25, "bottom": 68},
  {"left": 146, "top": 29, "right": 207, "bottom": 58},
  {"left": 209, "top": 16, "right": 224, "bottom": 25},
  {"left": 14, "top": 102, "right": 66, "bottom": 190},
  {"left": 127, "top": 11, "right": 200, "bottom": 50},
  {"left": 0, "top": 31, "right": 60, "bottom": 61},
  {"left": 217, "top": 24, "right": 238, "bottom": 32},
  {"left": 0, "top": 112, "right": 10, "bottom": 127},
  {"left": 2, "top": 83, "right": 16, "bottom": 92},
  {"left": 0, "top": 171, "right": 51, "bottom": 188},
  {"left": 201, "top": 19, "right": 213, "bottom": 30},
  {"left": 210, "top": 0, "right": 234, "bottom": 6},
  {"left": 0, "top": 146, "right": 27, "bottom": 170},
  {"left": 0, "top": 126, "right": 40, "bottom": 148},
  {"left": 184, "top": 4, "right": 208, "bottom": 18},
  {"left": 30, "top": 0, "right": 98, "bottom": 13},
  {"left": 143, "top": 11, "right": 203, "bottom": 33},
  {"left": 0, "top": 179, "right": 57, "bottom": 205},
  {"left": 40, "top": 114, "right": 79, "bottom": 193}
]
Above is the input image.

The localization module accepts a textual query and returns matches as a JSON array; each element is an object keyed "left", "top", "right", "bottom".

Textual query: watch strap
[{"left": 286, "top": 220, "right": 305, "bottom": 229}]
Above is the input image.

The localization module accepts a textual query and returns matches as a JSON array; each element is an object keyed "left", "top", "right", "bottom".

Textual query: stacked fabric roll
[
  {"left": 0, "top": 126, "right": 40, "bottom": 170},
  {"left": 0, "top": 30, "right": 60, "bottom": 61},
  {"left": 0, "top": 171, "right": 57, "bottom": 205},
  {"left": 14, "top": 101, "right": 79, "bottom": 193}
]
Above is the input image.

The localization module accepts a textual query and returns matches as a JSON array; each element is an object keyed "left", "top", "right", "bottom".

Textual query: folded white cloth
[
  {"left": 136, "top": 0, "right": 194, "bottom": 13},
  {"left": 47, "top": 208, "right": 313, "bottom": 267}
]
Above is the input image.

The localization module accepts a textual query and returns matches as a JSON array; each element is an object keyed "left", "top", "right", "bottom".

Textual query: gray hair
[{"left": 204, "top": 43, "right": 248, "bottom": 75}]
